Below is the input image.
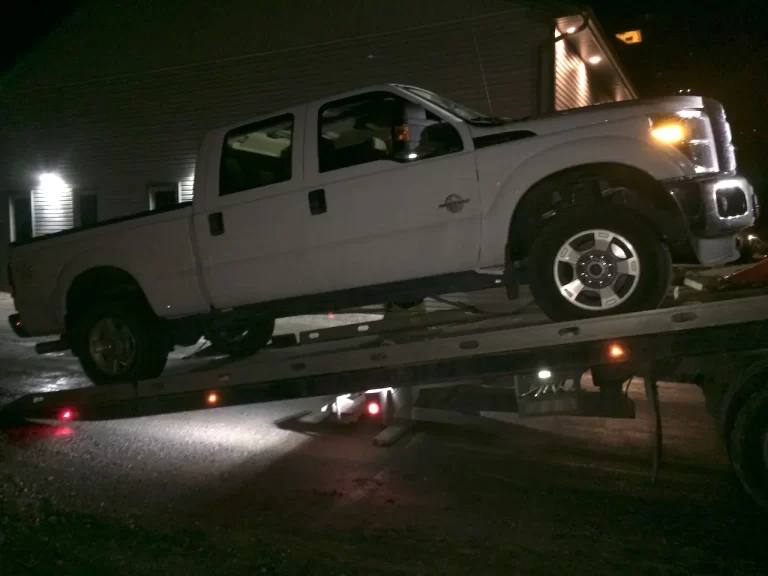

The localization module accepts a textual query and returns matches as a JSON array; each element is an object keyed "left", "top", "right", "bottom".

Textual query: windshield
[{"left": 400, "top": 86, "right": 504, "bottom": 126}]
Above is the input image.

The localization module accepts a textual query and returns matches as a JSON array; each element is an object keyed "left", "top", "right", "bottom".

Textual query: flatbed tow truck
[{"left": 4, "top": 262, "right": 768, "bottom": 509}]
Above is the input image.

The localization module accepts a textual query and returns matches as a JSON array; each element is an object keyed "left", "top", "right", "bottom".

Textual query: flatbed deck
[
  {"left": 4, "top": 275, "right": 768, "bottom": 507},
  {"left": 4, "top": 286, "right": 768, "bottom": 420}
]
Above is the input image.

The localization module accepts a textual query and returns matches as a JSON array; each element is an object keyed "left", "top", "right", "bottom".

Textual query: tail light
[{"left": 367, "top": 401, "right": 381, "bottom": 416}]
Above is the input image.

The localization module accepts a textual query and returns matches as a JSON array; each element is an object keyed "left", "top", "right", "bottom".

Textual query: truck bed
[
  {"left": 9, "top": 201, "right": 192, "bottom": 247},
  {"left": 9, "top": 201, "right": 203, "bottom": 335}
]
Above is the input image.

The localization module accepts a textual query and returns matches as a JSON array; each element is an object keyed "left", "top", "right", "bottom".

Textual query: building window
[
  {"left": 318, "top": 92, "right": 462, "bottom": 173},
  {"left": 219, "top": 114, "right": 294, "bottom": 196},
  {"left": 78, "top": 194, "right": 98, "bottom": 226},
  {"left": 31, "top": 173, "right": 74, "bottom": 237},
  {"left": 8, "top": 195, "right": 33, "bottom": 242},
  {"left": 148, "top": 184, "right": 180, "bottom": 211}
]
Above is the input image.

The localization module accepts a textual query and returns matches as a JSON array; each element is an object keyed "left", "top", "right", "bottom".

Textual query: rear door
[
  {"left": 302, "top": 89, "right": 481, "bottom": 294},
  {"left": 193, "top": 105, "right": 315, "bottom": 309}
]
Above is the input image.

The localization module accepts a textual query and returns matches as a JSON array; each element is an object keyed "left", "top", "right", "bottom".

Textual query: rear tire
[
  {"left": 528, "top": 205, "right": 671, "bottom": 321},
  {"left": 206, "top": 316, "right": 275, "bottom": 356},
  {"left": 71, "top": 299, "right": 169, "bottom": 385}
]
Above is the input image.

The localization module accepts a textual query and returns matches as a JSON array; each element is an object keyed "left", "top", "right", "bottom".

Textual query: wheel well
[
  {"left": 65, "top": 267, "right": 146, "bottom": 328},
  {"left": 506, "top": 162, "right": 684, "bottom": 262}
]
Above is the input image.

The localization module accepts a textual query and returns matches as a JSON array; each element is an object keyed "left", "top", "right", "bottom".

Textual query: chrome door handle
[{"left": 439, "top": 194, "right": 470, "bottom": 213}]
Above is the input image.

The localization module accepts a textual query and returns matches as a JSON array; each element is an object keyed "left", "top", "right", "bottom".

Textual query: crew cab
[{"left": 7, "top": 84, "right": 756, "bottom": 384}]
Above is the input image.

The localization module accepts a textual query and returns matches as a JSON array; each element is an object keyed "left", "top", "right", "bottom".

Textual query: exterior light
[
  {"left": 608, "top": 344, "right": 626, "bottom": 359},
  {"left": 677, "top": 109, "right": 702, "bottom": 119},
  {"left": 538, "top": 369, "right": 552, "bottom": 380},
  {"left": 367, "top": 402, "right": 380, "bottom": 416},
  {"left": 587, "top": 55, "right": 602, "bottom": 65},
  {"left": 565, "top": 26, "right": 577, "bottom": 34},
  {"left": 38, "top": 173, "right": 70, "bottom": 196},
  {"left": 651, "top": 123, "right": 685, "bottom": 144}
]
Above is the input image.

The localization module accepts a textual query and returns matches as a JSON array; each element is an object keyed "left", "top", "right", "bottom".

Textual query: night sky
[{"left": 1, "top": 1, "right": 766, "bottom": 189}]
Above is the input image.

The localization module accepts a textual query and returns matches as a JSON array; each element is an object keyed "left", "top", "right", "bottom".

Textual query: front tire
[
  {"left": 528, "top": 206, "right": 671, "bottom": 321},
  {"left": 71, "top": 299, "right": 169, "bottom": 385}
]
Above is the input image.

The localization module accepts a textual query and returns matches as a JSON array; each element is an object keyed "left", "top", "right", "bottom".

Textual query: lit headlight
[
  {"left": 651, "top": 123, "right": 685, "bottom": 144},
  {"left": 649, "top": 109, "right": 718, "bottom": 173}
]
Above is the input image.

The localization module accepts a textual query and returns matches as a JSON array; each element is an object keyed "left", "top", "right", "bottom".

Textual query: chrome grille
[{"left": 703, "top": 98, "right": 737, "bottom": 174}]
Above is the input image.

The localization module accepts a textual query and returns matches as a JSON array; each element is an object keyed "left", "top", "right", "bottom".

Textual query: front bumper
[
  {"left": 665, "top": 174, "right": 756, "bottom": 265},
  {"left": 8, "top": 313, "right": 30, "bottom": 338}
]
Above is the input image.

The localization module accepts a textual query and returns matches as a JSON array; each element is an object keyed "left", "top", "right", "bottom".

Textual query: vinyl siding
[
  {"left": 554, "top": 35, "right": 621, "bottom": 112},
  {"left": 554, "top": 38, "right": 592, "bottom": 111},
  {"left": 0, "top": 0, "right": 550, "bottom": 285}
]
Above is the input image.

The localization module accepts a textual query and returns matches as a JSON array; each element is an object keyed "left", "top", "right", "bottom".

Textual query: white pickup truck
[{"left": 7, "top": 84, "right": 756, "bottom": 384}]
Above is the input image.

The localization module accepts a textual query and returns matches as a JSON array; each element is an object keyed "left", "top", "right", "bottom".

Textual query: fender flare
[
  {"left": 55, "top": 255, "right": 150, "bottom": 327},
  {"left": 481, "top": 135, "right": 691, "bottom": 265}
]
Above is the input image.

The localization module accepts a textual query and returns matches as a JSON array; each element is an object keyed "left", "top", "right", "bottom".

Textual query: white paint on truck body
[{"left": 8, "top": 86, "right": 705, "bottom": 336}]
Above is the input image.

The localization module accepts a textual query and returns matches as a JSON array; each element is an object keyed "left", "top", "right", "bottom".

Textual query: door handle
[
  {"left": 438, "top": 194, "right": 470, "bottom": 214},
  {"left": 208, "top": 212, "right": 225, "bottom": 236},
  {"left": 308, "top": 188, "right": 327, "bottom": 215}
]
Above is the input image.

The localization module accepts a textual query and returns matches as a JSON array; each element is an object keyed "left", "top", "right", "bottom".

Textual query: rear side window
[{"left": 219, "top": 114, "right": 294, "bottom": 196}]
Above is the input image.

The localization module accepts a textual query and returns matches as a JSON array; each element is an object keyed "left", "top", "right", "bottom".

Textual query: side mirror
[
  {"left": 393, "top": 120, "right": 458, "bottom": 162},
  {"left": 394, "top": 124, "right": 411, "bottom": 143}
]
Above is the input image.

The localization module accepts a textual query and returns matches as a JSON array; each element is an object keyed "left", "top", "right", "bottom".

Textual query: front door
[{"left": 302, "top": 90, "right": 481, "bottom": 295}]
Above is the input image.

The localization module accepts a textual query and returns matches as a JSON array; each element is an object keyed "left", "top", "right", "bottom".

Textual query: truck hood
[{"left": 469, "top": 95, "right": 706, "bottom": 142}]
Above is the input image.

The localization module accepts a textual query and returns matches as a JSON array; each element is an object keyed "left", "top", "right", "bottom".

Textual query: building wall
[
  {"left": 0, "top": 192, "right": 8, "bottom": 289},
  {"left": 0, "top": 0, "right": 554, "bottom": 288},
  {"left": 554, "top": 37, "right": 614, "bottom": 111}
]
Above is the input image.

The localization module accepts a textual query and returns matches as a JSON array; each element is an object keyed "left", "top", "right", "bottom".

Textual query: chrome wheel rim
[
  {"left": 553, "top": 229, "right": 641, "bottom": 311},
  {"left": 89, "top": 317, "right": 137, "bottom": 375}
]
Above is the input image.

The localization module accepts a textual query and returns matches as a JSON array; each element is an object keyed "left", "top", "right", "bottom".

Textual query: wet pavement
[{"left": 1, "top": 292, "right": 767, "bottom": 575}]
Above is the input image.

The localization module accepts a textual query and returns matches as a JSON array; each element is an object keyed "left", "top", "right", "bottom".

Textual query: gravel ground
[{"left": 2, "top": 292, "right": 768, "bottom": 575}]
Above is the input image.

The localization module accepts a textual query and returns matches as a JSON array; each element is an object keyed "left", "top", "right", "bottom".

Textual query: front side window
[
  {"left": 318, "top": 93, "right": 463, "bottom": 173},
  {"left": 220, "top": 114, "right": 293, "bottom": 196}
]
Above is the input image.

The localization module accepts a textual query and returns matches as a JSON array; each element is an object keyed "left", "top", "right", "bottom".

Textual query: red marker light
[
  {"left": 206, "top": 392, "right": 219, "bottom": 405},
  {"left": 608, "top": 344, "right": 626, "bottom": 359},
  {"left": 60, "top": 409, "right": 73, "bottom": 421},
  {"left": 367, "top": 402, "right": 380, "bottom": 416}
]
